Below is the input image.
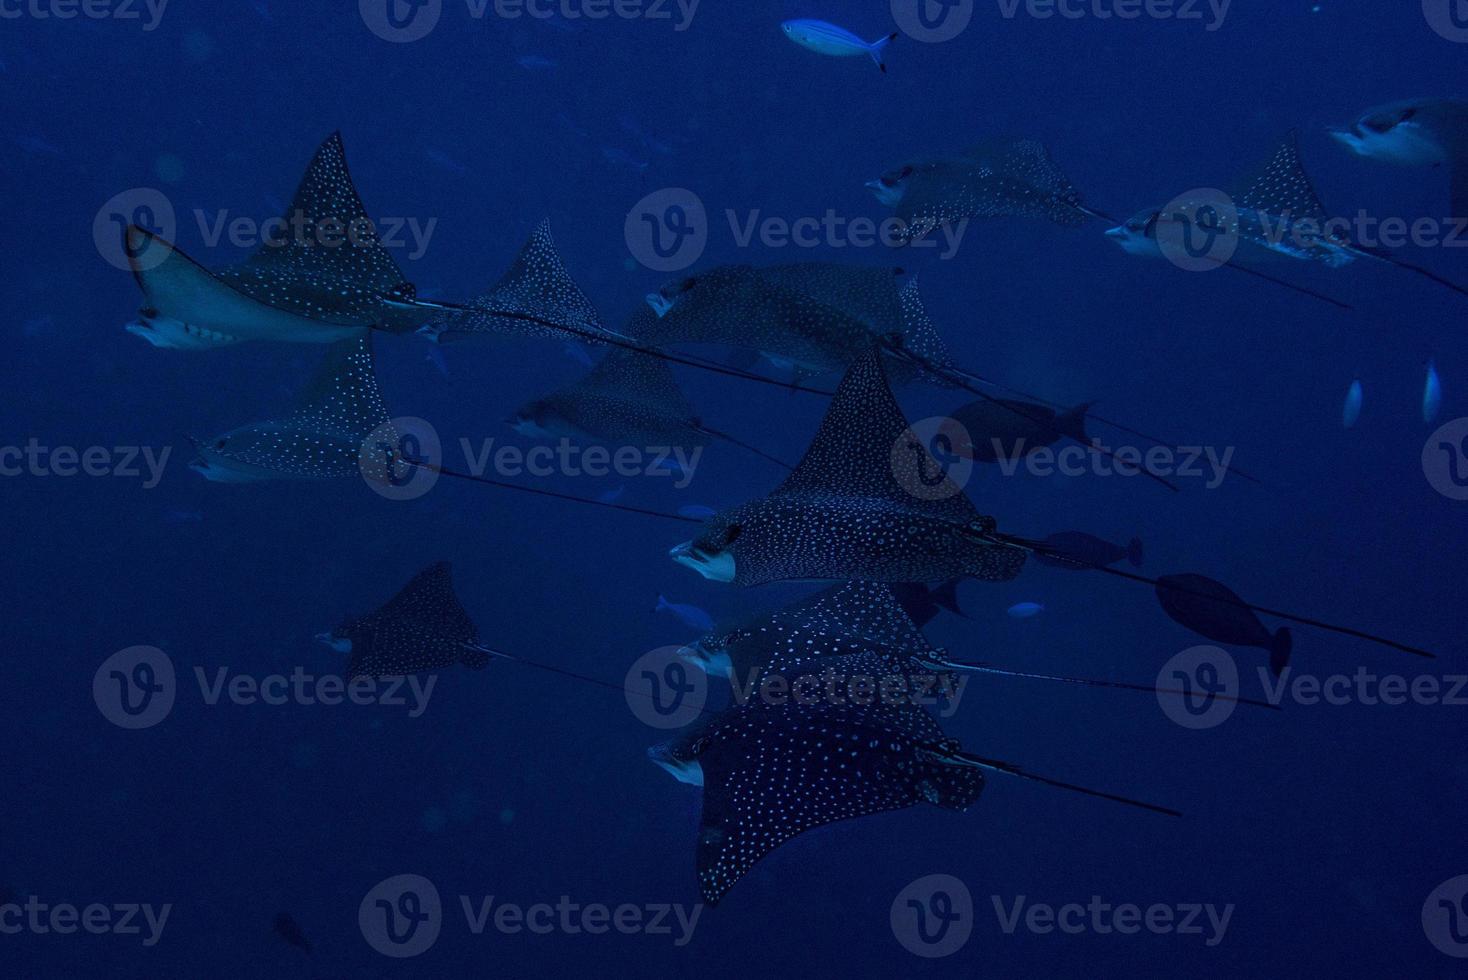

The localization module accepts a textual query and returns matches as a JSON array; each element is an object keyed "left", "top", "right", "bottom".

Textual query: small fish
[
  {"left": 516, "top": 54, "right": 558, "bottom": 70},
  {"left": 1424, "top": 360, "right": 1442, "bottom": 424},
  {"left": 1155, "top": 573, "right": 1292, "bottom": 676},
  {"left": 425, "top": 345, "right": 450, "bottom": 379},
  {"left": 424, "top": 147, "right": 469, "bottom": 176},
  {"left": 781, "top": 20, "right": 896, "bottom": 73},
  {"left": 13, "top": 134, "right": 61, "bottom": 156},
  {"left": 1342, "top": 380, "right": 1363, "bottom": 429},
  {"left": 1007, "top": 602, "right": 1045, "bottom": 619},
  {"left": 562, "top": 341, "right": 594, "bottom": 367},
  {"left": 597, "top": 485, "right": 626, "bottom": 504},
  {"left": 656, "top": 595, "right": 716, "bottom": 632},
  {"left": 950, "top": 398, "right": 1092, "bottom": 462},
  {"left": 601, "top": 146, "right": 649, "bottom": 173},
  {"left": 888, "top": 579, "right": 965, "bottom": 628},
  {"left": 677, "top": 504, "right": 718, "bottom": 520},
  {"left": 273, "top": 913, "right": 311, "bottom": 954},
  {"left": 1032, "top": 532, "right": 1143, "bottom": 570},
  {"left": 21, "top": 315, "right": 54, "bottom": 337}
]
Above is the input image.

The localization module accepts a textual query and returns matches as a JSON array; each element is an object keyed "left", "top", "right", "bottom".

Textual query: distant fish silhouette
[
  {"left": 656, "top": 595, "right": 715, "bottom": 632},
  {"left": 516, "top": 54, "right": 558, "bottom": 70},
  {"left": 868, "top": 137, "right": 1094, "bottom": 242},
  {"left": 1007, "top": 602, "right": 1045, "bottom": 618},
  {"left": 319, "top": 562, "right": 495, "bottom": 679},
  {"left": 273, "top": 912, "right": 311, "bottom": 954},
  {"left": 888, "top": 579, "right": 965, "bottom": 627},
  {"left": 126, "top": 133, "right": 452, "bottom": 349},
  {"left": 1031, "top": 531, "right": 1143, "bottom": 570},
  {"left": 1342, "top": 380, "right": 1363, "bottom": 429},
  {"left": 951, "top": 398, "right": 1092, "bottom": 462},
  {"left": 1424, "top": 360, "right": 1443, "bottom": 423},
  {"left": 1156, "top": 573, "right": 1293, "bottom": 676},
  {"left": 189, "top": 335, "right": 393, "bottom": 483},
  {"left": 677, "top": 504, "right": 718, "bottom": 520},
  {"left": 669, "top": 348, "right": 1027, "bottom": 586}
]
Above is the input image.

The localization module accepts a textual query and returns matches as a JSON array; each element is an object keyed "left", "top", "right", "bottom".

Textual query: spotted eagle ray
[
  {"left": 662, "top": 348, "right": 1435, "bottom": 659},
  {"left": 318, "top": 562, "right": 491, "bottom": 679},
  {"left": 125, "top": 132, "right": 453, "bottom": 350},
  {"left": 867, "top": 137, "right": 1097, "bottom": 243},
  {"left": 668, "top": 347, "right": 1029, "bottom": 586},
  {"left": 678, "top": 580, "right": 1275, "bottom": 708},
  {"left": 642, "top": 263, "right": 954, "bottom": 383},
  {"left": 419, "top": 220, "right": 614, "bottom": 345},
  {"left": 189, "top": 334, "right": 396, "bottom": 483},
  {"left": 509, "top": 346, "right": 790, "bottom": 468},
  {"left": 650, "top": 644, "right": 1179, "bottom": 905},
  {"left": 1332, "top": 99, "right": 1468, "bottom": 219},
  {"left": 645, "top": 260, "right": 1254, "bottom": 489},
  {"left": 1108, "top": 131, "right": 1468, "bottom": 302}
]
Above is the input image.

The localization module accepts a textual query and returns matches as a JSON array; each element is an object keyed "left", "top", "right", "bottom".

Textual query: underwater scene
[{"left": 4, "top": 0, "right": 1468, "bottom": 976}]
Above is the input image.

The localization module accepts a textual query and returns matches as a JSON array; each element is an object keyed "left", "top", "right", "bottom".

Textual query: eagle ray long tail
[
  {"left": 931, "top": 658, "right": 1278, "bottom": 709},
  {"left": 694, "top": 424, "right": 795, "bottom": 470},
  {"left": 462, "top": 643, "right": 724, "bottom": 716},
  {"left": 946, "top": 750, "right": 1182, "bottom": 817}
]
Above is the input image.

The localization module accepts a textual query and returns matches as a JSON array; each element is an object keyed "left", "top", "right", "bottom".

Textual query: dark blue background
[{"left": 3, "top": 1, "right": 1467, "bottom": 976}]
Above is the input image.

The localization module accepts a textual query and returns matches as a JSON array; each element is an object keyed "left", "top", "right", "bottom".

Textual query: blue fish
[
  {"left": 677, "top": 504, "right": 718, "bottom": 520},
  {"left": 597, "top": 485, "right": 626, "bottom": 504},
  {"left": 1424, "top": 360, "right": 1442, "bottom": 423},
  {"left": 1342, "top": 380, "right": 1362, "bottom": 429},
  {"left": 1007, "top": 602, "right": 1045, "bottom": 619},
  {"left": 656, "top": 595, "right": 716, "bottom": 632},
  {"left": 425, "top": 346, "right": 450, "bottom": 380},
  {"left": 517, "top": 54, "right": 558, "bottom": 71},
  {"left": 781, "top": 20, "right": 896, "bottom": 73}
]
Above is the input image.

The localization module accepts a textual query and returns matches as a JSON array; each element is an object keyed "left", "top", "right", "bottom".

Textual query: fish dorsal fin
[
  {"left": 570, "top": 348, "right": 696, "bottom": 419},
  {"left": 1234, "top": 131, "right": 1330, "bottom": 224},
  {"left": 342, "top": 561, "right": 478, "bottom": 644},
  {"left": 777, "top": 582, "right": 935, "bottom": 654},
  {"left": 776, "top": 348, "right": 980, "bottom": 523},
  {"left": 233, "top": 132, "right": 409, "bottom": 294},
  {"left": 452, "top": 219, "right": 607, "bottom": 341},
  {"left": 280, "top": 334, "right": 390, "bottom": 440},
  {"left": 690, "top": 677, "right": 981, "bottom": 904}
]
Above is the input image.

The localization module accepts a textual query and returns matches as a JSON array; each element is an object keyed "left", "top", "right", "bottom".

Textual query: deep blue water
[{"left": 4, "top": 1, "right": 1468, "bottom": 976}]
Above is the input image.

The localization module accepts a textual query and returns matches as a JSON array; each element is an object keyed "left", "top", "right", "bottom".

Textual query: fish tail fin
[
  {"left": 1269, "top": 627, "right": 1294, "bottom": 677},
  {"left": 1128, "top": 537, "right": 1144, "bottom": 568},
  {"left": 870, "top": 32, "right": 896, "bottom": 72},
  {"left": 931, "top": 578, "right": 966, "bottom": 618},
  {"left": 656, "top": 594, "right": 669, "bottom": 613},
  {"left": 1060, "top": 401, "right": 1095, "bottom": 443}
]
